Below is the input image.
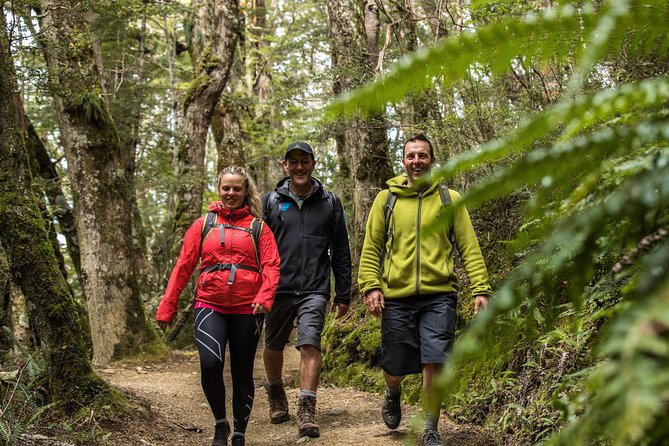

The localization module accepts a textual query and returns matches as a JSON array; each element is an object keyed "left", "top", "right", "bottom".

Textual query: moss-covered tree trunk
[
  {"left": 327, "top": 0, "right": 393, "bottom": 266},
  {"left": 0, "top": 14, "right": 113, "bottom": 412},
  {"left": 38, "top": 0, "right": 158, "bottom": 366},
  {"left": 172, "top": 0, "right": 241, "bottom": 255},
  {"left": 24, "top": 120, "right": 83, "bottom": 284}
]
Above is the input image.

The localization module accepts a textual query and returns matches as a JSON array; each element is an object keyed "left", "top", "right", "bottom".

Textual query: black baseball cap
[{"left": 284, "top": 141, "right": 314, "bottom": 159}]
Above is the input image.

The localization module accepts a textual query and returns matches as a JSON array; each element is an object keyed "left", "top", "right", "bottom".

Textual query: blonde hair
[{"left": 217, "top": 166, "right": 262, "bottom": 218}]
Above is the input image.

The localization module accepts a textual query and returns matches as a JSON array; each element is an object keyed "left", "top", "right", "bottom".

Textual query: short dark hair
[{"left": 403, "top": 133, "right": 434, "bottom": 159}]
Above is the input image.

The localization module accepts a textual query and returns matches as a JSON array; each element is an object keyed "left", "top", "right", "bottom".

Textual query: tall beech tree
[
  {"left": 172, "top": 0, "right": 241, "bottom": 254},
  {"left": 326, "top": 0, "right": 393, "bottom": 259},
  {"left": 0, "top": 13, "right": 114, "bottom": 411},
  {"left": 37, "top": 0, "right": 158, "bottom": 365}
]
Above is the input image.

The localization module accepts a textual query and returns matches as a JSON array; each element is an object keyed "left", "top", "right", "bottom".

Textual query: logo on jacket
[{"left": 281, "top": 202, "right": 293, "bottom": 212}]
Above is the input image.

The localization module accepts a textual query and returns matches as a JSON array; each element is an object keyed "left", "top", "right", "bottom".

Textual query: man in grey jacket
[{"left": 261, "top": 141, "right": 352, "bottom": 439}]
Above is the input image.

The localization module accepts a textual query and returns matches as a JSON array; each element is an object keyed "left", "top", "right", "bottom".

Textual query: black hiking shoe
[
  {"left": 264, "top": 382, "right": 290, "bottom": 424},
  {"left": 231, "top": 433, "right": 245, "bottom": 446},
  {"left": 381, "top": 387, "right": 401, "bottom": 429},
  {"left": 211, "top": 420, "right": 230, "bottom": 446},
  {"left": 421, "top": 429, "right": 444, "bottom": 446},
  {"left": 297, "top": 395, "right": 320, "bottom": 438}
]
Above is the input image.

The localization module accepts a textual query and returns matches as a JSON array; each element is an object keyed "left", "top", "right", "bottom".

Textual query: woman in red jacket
[{"left": 157, "top": 166, "right": 280, "bottom": 446}]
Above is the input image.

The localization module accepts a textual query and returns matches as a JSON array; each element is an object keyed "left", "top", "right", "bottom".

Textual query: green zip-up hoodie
[{"left": 358, "top": 175, "right": 492, "bottom": 299}]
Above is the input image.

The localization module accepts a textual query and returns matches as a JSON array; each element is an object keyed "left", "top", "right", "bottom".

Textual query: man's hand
[
  {"left": 474, "top": 295, "right": 489, "bottom": 315},
  {"left": 365, "top": 289, "right": 385, "bottom": 317},
  {"left": 332, "top": 302, "right": 350, "bottom": 319}
]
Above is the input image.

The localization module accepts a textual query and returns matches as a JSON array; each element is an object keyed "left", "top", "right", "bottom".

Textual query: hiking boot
[
  {"left": 421, "top": 429, "right": 444, "bottom": 446},
  {"left": 211, "top": 420, "right": 230, "bottom": 446},
  {"left": 264, "top": 382, "right": 290, "bottom": 424},
  {"left": 231, "top": 434, "right": 245, "bottom": 446},
  {"left": 296, "top": 395, "right": 320, "bottom": 438},
  {"left": 381, "top": 387, "right": 401, "bottom": 429}
]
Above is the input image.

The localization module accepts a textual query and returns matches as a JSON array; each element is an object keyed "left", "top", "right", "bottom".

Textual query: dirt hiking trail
[{"left": 96, "top": 346, "right": 497, "bottom": 446}]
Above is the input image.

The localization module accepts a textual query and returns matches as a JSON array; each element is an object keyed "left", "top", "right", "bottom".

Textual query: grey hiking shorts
[
  {"left": 380, "top": 293, "right": 457, "bottom": 376},
  {"left": 264, "top": 293, "right": 329, "bottom": 351}
]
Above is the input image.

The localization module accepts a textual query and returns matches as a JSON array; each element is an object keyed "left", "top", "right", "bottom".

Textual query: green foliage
[
  {"left": 68, "top": 86, "right": 112, "bottom": 126},
  {"left": 329, "top": 0, "right": 669, "bottom": 444},
  {"left": 321, "top": 303, "right": 385, "bottom": 391},
  {"left": 327, "top": 1, "right": 668, "bottom": 118},
  {"left": 0, "top": 357, "right": 53, "bottom": 446}
]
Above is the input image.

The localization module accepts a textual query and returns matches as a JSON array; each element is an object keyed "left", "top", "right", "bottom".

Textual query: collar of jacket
[
  {"left": 386, "top": 174, "right": 440, "bottom": 197},
  {"left": 275, "top": 176, "right": 324, "bottom": 198},
  {"left": 208, "top": 202, "right": 253, "bottom": 219}
]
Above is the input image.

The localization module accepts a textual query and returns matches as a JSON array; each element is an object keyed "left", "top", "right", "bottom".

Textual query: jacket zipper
[
  {"left": 298, "top": 197, "right": 304, "bottom": 293},
  {"left": 415, "top": 191, "right": 423, "bottom": 295}
]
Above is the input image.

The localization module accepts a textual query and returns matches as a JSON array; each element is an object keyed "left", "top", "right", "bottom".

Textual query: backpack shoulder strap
[
  {"left": 250, "top": 217, "right": 264, "bottom": 269},
  {"left": 380, "top": 190, "right": 397, "bottom": 261},
  {"left": 325, "top": 190, "right": 342, "bottom": 225},
  {"left": 200, "top": 211, "right": 217, "bottom": 257},
  {"left": 264, "top": 191, "right": 281, "bottom": 221},
  {"left": 437, "top": 183, "right": 452, "bottom": 207},
  {"left": 437, "top": 183, "right": 458, "bottom": 255},
  {"left": 384, "top": 190, "right": 397, "bottom": 232}
]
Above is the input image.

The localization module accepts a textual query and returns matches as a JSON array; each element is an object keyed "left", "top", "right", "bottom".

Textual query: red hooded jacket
[{"left": 156, "top": 202, "right": 280, "bottom": 323}]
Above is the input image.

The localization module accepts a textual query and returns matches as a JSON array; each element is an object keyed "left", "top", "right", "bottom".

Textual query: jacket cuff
[{"left": 333, "top": 294, "right": 350, "bottom": 305}]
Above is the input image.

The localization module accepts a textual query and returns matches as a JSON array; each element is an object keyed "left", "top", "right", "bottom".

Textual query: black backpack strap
[
  {"left": 250, "top": 217, "right": 264, "bottom": 270},
  {"left": 384, "top": 190, "right": 397, "bottom": 233},
  {"left": 200, "top": 262, "right": 260, "bottom": 285},
  {"left": 200, "top": 212, "right": 262, "bottom": 264},
  {"left": 381, "top": 185, "right": 456, "bottom": 261},
  {"left": 200, "top": 211, "right": 218, "bottom": 257},
  {"left": 263, "top": 191, "right": 281, "bottom": 222},
  {"left": 218, "top": 223, "right": 253, "bottom": 246},
  {"left": 325, "top": 190, "right": 343, "bottom": 226},
  {"left": 380, "top": 190, "right": 397, "bottom": 261}
]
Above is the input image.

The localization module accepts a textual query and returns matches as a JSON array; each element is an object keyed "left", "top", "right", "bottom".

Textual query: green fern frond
[
  {"left": 326, "top": 0, "right": 669, "bottom": 118},
  {"left": 425, "top": 76, "right": 669, "bottom": 183},
  {"left": 455, "top": 121, "right": 669, "bottom": 213},
  {"left": 438, "top": 151, "right": 669, "bottom": 408},
  {"left": 546, "top": 277, "right": 669, "bottom": 446}
]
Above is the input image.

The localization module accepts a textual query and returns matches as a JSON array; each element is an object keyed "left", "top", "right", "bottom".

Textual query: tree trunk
[
  {"left": 396, "top": 0, "right": 445, "bottom": 130},
  {"left": 327, "top": 0, "right": 393, "bottom": 265},
  {"left": 173, "top": 0, "right": 241, "bottom": 255},
  {"left": 24, "top": 120, "right": 83, "bottom": 283},
  {"left": 212, "top": 94, "right": 246, "bottom": 172},
  {"left": 0, "top": 14, "right": 113, "bottom": 411},
  {"left": 38, "top": 0, "right": 158, "bottom": 366}
]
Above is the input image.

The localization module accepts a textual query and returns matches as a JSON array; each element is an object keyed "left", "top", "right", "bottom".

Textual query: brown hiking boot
[
  {"left": 296, "top": 395, "right": 320, "bottom": 438},
  {"left": 264, "top": 382, "right": 289, "bottom": 424}
]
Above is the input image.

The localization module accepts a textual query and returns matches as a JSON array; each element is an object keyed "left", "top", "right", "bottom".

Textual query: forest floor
[{"left": 23, "top": 345, "right": 499, "bottom": 446}]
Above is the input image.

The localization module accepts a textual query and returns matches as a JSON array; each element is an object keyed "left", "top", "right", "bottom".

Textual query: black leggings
[{"left": 194, "top": 308, "right": 264, "bottom": 434}]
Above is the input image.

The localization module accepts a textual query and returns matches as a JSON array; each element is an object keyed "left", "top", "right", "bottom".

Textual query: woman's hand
[{"left": 252, "top": 303, "right": 267, "bottom": 315}]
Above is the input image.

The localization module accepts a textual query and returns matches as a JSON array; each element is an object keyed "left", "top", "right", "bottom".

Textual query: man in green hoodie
[{"left": 358, "top": 133, "right": 492, "bottom": 446}]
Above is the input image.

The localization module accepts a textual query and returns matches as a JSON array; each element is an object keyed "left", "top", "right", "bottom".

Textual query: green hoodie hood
[{"left": 386, "top": 174, "right": 439, "bottom": 197}]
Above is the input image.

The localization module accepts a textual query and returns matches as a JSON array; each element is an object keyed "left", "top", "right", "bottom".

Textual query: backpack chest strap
[
  {"left": 200, "top": 262, "right": 260, "bottom": 285},
  {"left": 213, "top": 223, "right": 252, "bottom": 247}
]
